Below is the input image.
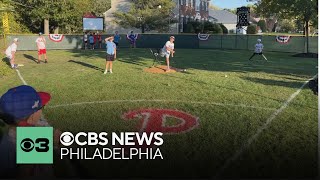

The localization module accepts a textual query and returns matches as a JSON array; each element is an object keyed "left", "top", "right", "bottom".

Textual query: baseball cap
[
  {"left": 13, "top": 38, "right": 19, "bottom": 42},
  {"left": 0, "top": 85, "right": 51, "bottom": 123},
  {"left": 39, "top": 32, "right": 43, "bottom": 35},
  {"left": 170, "top": 36, "right": 175, "bottom": 39},
  {"left": 257, "top": 39, "right": 262, "bottom": 42}
]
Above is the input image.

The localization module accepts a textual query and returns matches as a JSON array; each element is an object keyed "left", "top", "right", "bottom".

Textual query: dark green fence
[
  {"left": 5, "top": 34, "right": 318, "bottom": 53},
  {"left": 200, "top": 35, "right": 318, "bottom": 53}
]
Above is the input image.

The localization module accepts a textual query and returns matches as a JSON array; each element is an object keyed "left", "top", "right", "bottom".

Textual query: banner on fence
[
  {"left": 49, "top": 34, "right": 64, "bottom": 42},
  {"left": 198, "top": 33, "right": 210, "bottom": 41},
  {"left": 276, "top": 36, "right": 291, "bottom": 44}
]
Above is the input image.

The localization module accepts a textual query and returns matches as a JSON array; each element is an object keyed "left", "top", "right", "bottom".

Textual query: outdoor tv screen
[{"left": 83, "top": 18, "right": 104, "bottom": 31}]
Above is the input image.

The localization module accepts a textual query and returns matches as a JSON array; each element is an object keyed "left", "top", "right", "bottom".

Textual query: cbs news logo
[{"left": 16, "top": 127, "right": 53, "bottom": 164}]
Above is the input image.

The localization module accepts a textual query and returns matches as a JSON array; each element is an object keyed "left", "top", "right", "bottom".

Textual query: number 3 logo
[{"left": 20, "top": 138, "right": 50, "bottom": 152}]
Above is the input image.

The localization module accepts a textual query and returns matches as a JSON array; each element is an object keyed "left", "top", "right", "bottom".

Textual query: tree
[
  {"left": 0, "top": 0, "right": 30, "bottom": 34},
  {"left": 209, "top": 4, "right": 221, "bottom": 10},
  {"left": 5, "top": 0, "right": 107, "bottom": 34},
  {"left": 279, "top": 19, "right": 295, "bottom": 33},
  {"left": 257, "top": 20, "right": 267, "bottom": 32},
  {"left": 113, "top": 0, "right": 175, "bottom": 33},
  {"left": 91, "top": 0, "right": 111, "bottom": 17},
  {"left": 1, "top": 0, "right": 111, "bottom": 34},
  {"left": 256, "top": 0, "right": 318, "bottom": 53}
]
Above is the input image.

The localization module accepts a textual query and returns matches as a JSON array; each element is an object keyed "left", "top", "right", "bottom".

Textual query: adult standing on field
[
  {"left": 114, "top": 31, "right": 121, "bottom": 49},
  {"left": 97, "top": 32, "right": 102, "bottom": 49},
  {"left": 127, "top": 31, "right": 137, "bottom": 48},
  {"left": 89, "top": 33, "right": 94, "bottom": 50},
  {"left": 4, "top": 38, "right": 19, "bottom": 69},
  {"left": 93, "top": 33, "right": 98, "bottom": 49},
  {"left": 35, "top": 32, "right": 47, "bottom": 64},
  {"left": 83, "top": 32, "right": 88, "bottom": 49}
]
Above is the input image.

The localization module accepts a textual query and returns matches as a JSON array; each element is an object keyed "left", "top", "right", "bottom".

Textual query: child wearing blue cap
[{"left": 0, "top": 85, "right": 60, "bottom": 177}]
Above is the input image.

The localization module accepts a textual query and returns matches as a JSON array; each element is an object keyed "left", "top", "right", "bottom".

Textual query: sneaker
[
  {"left": 104, "top": 70, "right": 108, "bottom": 74},
  {"left": 44, "top": 60, "right": 48, "bottom": 63},
  {"left": 165, "top": 68, "right": 171, "bottom": 72},
  {"left": 37, "top": 60, "right": 40, "bottom": 64},
  {"left": 12, "top": 64, "right": 18, "bottom": 69},
  {"left": 110, "top": 70, "right": 113, "bottom": 74}
]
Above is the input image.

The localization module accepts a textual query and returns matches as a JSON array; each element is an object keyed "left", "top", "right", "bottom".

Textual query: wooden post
[
  {"left": 305, "top": 20, "right": 309, "bottom": 54},
  {"left": 44, "top": 19, "right": 49, "bottom": 34}
]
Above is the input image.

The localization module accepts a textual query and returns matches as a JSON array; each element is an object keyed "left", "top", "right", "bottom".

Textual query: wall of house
[
  {"left": 179, "top": 0, "right": 210, "bottom": 20},
  {"left": 179, "top": 0, "right": 210, "bottom": 32},
  {"left": 223, "top": 24, "right": 237, "bottom": 33}
]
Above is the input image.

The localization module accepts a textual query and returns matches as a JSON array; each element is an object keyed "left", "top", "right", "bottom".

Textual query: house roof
[
  {"left": 208, "top": 9, "right": 237, "bottom": 24},
  {"left": 83, "top": 12, "right": 97, "bottom": 18}
]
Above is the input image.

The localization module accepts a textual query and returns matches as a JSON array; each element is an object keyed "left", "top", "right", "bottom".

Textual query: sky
[{"left": 211, "top": 0, "right": 254, "bottom": 9}]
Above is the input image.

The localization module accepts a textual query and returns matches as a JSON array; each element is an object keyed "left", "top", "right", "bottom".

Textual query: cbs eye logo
[
  {"left": 60, "top": 132, "right": 74, "bottom": 146},
  {"left": 20, "top": 138, "right": 50, "bottom": 152}
]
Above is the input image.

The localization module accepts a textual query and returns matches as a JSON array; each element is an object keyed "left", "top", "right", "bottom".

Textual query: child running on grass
[{"left": 104, "top": 36, "right": 117, "bottom": 74}]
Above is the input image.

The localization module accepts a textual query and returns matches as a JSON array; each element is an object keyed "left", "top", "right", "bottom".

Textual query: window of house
[
  {"left": 202, "top": 1, "right": 205, "bottom": 10},
  {"left": 195, "top": 0, "right": 200, "bottom": 11}
]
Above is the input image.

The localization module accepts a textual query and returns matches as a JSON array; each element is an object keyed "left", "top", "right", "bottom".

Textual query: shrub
[
  {"left": 185, "top": 23, "right": 195, "bottom": 33},
  {"left": 247, "top": 24, "right": 257, "bottom": 34},
  {"left": 257, "top": 20, "right": 267, "bottom": 32},
  {"left": 219, "top": 23, "right": 228, "bottom": 34},
  {"left": 203, "top": 21, "right": 215, "bottom": 33},
  {"left": 211, "top": 23, "right": 223, "bottom": 34}
]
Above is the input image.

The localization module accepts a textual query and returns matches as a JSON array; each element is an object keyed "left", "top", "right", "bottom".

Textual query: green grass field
[{"left": 0, "top": 48, "right": 318, "bottom": 178}]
